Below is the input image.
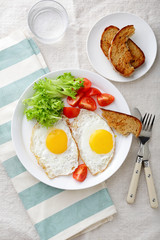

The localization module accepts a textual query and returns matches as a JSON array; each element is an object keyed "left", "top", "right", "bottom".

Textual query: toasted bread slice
[
  {"left": 101, "top": 25, "right": 145, "bottom": 68},
  {"left": 109, "top": 25, "right": 135, "bottom": 77},
  {"left": 127, "top": 39, "right": 145, "bottom": 69},
  {"left": 100, "top": 26, "right": 119, "bottom": 59},
  {"left": 101, "top": 109, "right": 142, "bottom": 137}
]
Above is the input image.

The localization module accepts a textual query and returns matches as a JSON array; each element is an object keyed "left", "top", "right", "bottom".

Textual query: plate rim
[
  {"left": 86, "top": 12, "right": 157, "bottom": 83},
  {"left": 11, "top": 68, "right": 133, "bottom": 190}
]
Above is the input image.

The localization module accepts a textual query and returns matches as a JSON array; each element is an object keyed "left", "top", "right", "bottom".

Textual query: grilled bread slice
[
  {"left": 101, "top": 25, "right": 145, "bottom": 68},
  {"left": 100, "top": 26, "right": 119, "bottom": 59},
  {"left": 101, "top": 109, "right": 142, "bottom": 137},
  {"left": 127, "top": 39, "right": 145, "bottom": 69},
  {"left": 109, "top": 25, "right": 135, "bottom": 77}
]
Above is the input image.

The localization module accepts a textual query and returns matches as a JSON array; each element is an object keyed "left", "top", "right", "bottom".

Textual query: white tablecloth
[{"left": 0, "top": 0, "right": 160, "bottom": 239}]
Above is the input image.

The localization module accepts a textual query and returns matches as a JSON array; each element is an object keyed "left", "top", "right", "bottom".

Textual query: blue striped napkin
[{"left": 0, "top": 30, "right": 117, "bottom": 240}]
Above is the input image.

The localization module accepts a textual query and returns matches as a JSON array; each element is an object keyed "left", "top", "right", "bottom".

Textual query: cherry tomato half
[
  {"left": 97, "top": 93, "right": 115, "bottom": 106},
  {"left": 83, "top": 78, "right": 92, "bottom": 92},
  {"left": 73, "top": 164, "right": 87, "bottom": 182},
  {"left": 63, "top": 107, "right": 80, "bottom": 118},
  {"left": 79, "top": 96, "right": 97, "bottom": 111},
  {"left": 85, "top": 87, "right": 101, "bottom": 97},
  {"left": 78, "top": 78, "right": 92, "bottom": 93},
  {"left": 67, "top": 92, "right": 84, "bottom": 107}
]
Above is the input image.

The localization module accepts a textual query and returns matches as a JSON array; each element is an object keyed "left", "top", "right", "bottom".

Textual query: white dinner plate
[
  {"left": 11, "top": 69, "right": 132, "bottom": 190},
  {"left": 87, "top": 12, "right": 157, "bottom": 82}
]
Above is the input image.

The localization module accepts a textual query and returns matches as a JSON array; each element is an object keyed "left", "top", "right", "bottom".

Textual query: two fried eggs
[{"left": 31, "top": 109, "right": 115, "bottom": 178}]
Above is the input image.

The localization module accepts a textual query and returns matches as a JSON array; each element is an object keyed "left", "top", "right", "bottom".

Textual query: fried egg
[
  {"left": 31, "top": 118, "right": 79, "bottom": 178},
  {"left": 71, "top": 109, "right": 115, "bottom": 175}
]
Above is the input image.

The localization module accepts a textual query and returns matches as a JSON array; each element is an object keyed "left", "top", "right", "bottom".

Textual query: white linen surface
[{"left": 0, "top": 0, "right": 160, "bottom": 239}]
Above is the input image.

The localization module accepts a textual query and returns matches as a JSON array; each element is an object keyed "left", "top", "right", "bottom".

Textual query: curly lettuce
[{"left": 23, "top": 73, "right": 84, "bottom": 127}]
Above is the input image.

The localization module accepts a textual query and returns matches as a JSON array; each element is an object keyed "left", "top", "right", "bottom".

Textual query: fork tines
[{"left": 142, "top": 113, "right": 155, "bottom": 131}]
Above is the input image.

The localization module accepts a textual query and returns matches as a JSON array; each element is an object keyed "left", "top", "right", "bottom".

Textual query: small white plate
[
  {"left": 11, "top": 69, "right": 132, "bottom": 190},
  {"left": 87, "top": 12, "right": 157, "bottom": 82}
]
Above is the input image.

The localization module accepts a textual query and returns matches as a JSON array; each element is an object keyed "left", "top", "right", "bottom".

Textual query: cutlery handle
[
  {"left": 143, "top": 161, "right": 159, "bottom": 208},
  {"left": 127, "top": 156, "right": 142, "bottom": 204}
]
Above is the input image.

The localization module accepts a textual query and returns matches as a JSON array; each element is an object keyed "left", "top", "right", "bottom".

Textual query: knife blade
[
  {"left": 134, "top": 107, "right": 144, "bottom": 157},
  {"left": 133, "top": 107, "right": 142, "bottom": 122}
]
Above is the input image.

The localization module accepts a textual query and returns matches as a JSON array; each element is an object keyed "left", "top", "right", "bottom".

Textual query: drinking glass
[{"left": 28, "top": 0, "right": 69, "bottom": 44}]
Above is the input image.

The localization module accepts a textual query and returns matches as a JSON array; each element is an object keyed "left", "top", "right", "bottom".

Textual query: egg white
[
  {"left": 31, "top": 118, "right": 79, "bottom": 178},
  {"left": 71, "top": 109, "right": 115, "bottom": 175}
]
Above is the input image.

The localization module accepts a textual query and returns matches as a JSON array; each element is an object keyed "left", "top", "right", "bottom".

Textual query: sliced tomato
[
  {"left": 63, "top": 107, "right": 80, "bottom": 118},
  {"left": 85, "top": 87, "right": 101, "bottom": 97},
  {"left": 73, "top": 164, "right": 87, "bottom": 182},
  {"left": 67, "top": 92, "right": 84, "bottom": 107},
  {"left": 83, "top": 78, "right": 92, "bottom": 92},
  {"left": 97, "top": 93, "right": 115, "bottom": 106},
  {"left": 79, "top": 96, "right": 97, "bottom": 111},
  {"left": 78, "top": 78, "right": 92, "bottom": 93}
]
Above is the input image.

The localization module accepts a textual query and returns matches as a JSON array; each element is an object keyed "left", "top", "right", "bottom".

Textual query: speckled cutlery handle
[
  {"left": 143, "top": 161, "right": 159, "bottom": 208},
  {"left": 127, "top": 156, "right": 142, "bottom": 204}
]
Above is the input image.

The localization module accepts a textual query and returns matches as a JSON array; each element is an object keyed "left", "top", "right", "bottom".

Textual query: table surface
[{"left": 0, "top": 0, "right": 160, "bottom": 239}]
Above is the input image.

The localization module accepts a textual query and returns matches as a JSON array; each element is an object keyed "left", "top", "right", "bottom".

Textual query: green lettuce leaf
[{"left": 23, "top": 73, "right": 84, "bottom": 127}]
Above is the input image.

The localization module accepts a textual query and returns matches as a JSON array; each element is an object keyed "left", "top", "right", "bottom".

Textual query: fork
[
  {"left": 142, "top": 113, "right": 158, "bottom": 208},
  {"left": 127, "top": 113, "right": 158, "bottom": 208},
  {"left": 139, "top": 113, "right": 155, "bottom": 144}
]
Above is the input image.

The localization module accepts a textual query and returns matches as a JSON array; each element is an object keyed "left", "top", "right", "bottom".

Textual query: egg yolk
[
  {"left": 46, "top": 129, "right": 68, "bottom": 154},
  {"left": 89, "top": 129, "right": 113, "bottom": 154}
]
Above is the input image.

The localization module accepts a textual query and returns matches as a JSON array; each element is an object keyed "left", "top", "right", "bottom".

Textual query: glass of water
[{"left": 28, "top": 0, "right": 69, "bottom": 44}]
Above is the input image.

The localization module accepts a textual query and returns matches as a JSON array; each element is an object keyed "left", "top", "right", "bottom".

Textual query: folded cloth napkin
[{"left": 0, "top": 30, "right": 117, "bottom": 240}]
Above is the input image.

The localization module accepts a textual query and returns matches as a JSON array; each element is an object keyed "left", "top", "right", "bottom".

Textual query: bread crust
[
  {"left": 109, "top": 25, "right": 135, "bottom": 77},
  {"left": 101, "top": 108, "right": 142, "bottom": 137}
]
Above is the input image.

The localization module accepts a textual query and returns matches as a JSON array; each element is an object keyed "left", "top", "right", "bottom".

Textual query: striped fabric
[{"left": 0, "top": 30, "right": 117, "bottom": 240}]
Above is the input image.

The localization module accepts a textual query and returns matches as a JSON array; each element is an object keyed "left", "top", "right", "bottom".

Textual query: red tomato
[
  {"left": 73, "top": 164, "right": 87, "bottom": 182},
  {"left": 67, "top": 92, "right": 84, "bottom": 107},
  {"left": 97, "top": 93, "right": 115, "bottom": 106},
  {"left": 78, "top": 78, "right": 92, "bottom": 93},
  {"left": 79, "top": 96, "right": 97, "bottom": 111},
  {"left": 85, "top": 87, "right": 101, "bottom": 97},
  {"left": 83, "top": 78, "right": 92, "bottom": 92},
  {"left": 63, "top": 107, "right": 80, "bottom": 118}
]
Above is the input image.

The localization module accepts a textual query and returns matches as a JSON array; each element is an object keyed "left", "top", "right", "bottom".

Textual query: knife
[{"left": 127, "top": 108, "right": 143, "bottom": 204}]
